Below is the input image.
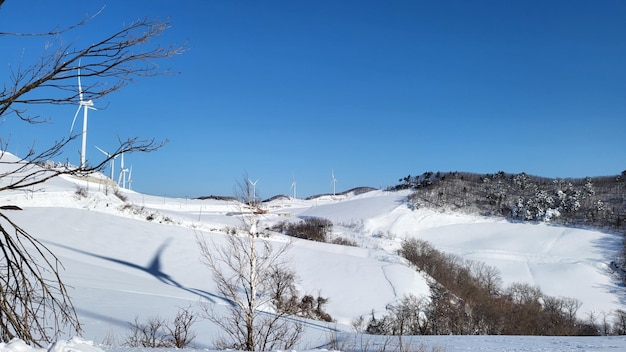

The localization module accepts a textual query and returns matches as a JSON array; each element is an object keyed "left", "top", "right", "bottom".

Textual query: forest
[{"left": 392, "top": 170, "right": 626, "bottom": 234}]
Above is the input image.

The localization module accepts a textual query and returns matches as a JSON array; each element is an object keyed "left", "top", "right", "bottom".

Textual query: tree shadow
[
  {"left": 43, "top": 239, "right": 225, "bottom": 305},
  {"left": 590, "top": 231, "right": 626, "bottom": 307},
  {"left": 45, "top": 239, "right": 341, "bottom": 341}
]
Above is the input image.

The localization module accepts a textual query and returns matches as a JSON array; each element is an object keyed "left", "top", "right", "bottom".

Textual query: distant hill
[
  {"left": 305, "top": 186, "right": 378, "bottom": 200},
  {"left": 214, "top": 187, "right": 379, "bottom": 203},
  {"left": 195, "top": 195, "right": 237, "bottom": 201}
]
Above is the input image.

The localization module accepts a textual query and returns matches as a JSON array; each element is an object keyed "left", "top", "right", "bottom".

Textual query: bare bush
[
  {"left": 75, "top": 185, "right": 89, "bottom": 198},
  {"left": 113, "top": 188, "right": 128, "bottom": 202},
  {"left": 276, "top": 217, "right": 333, "bottom": 242},
  {"left": 331, "top": 236, "right": 358, "bottom": 247},
  {"left": 125, "top": 316, "right": 170, "bottom": 348},
  {"left": 166, "top": 306, "right": 198, "bottom": 348},
  {"left": 124, "top": 307, "right": 197, "bottom": 348}
]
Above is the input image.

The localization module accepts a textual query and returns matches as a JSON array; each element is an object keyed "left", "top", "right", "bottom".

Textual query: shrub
[
  {"left": 125, "top": 316, "right": 169, "bottom": 348},
  {"left": 281, "top": 217, "right": 333, "bottom": 242},
  {"left": 124, "top": 307, "right": 197, "bottom": 348},
  {"left": 268, "top": 267, "right": 333, "bottom": 322},
  {"left": 331, "top": 236, "right": 358, "bottom": 247},
  {"left": 75, "top": 186, "right": 88, "bottom": 198},
  {"left": 114, "top": 188, "right": 128, "bottom": 202}
]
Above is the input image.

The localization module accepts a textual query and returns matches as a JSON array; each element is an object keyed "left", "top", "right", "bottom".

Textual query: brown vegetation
[
  {"left": 363, "top": 238, "right": 626, "bottom": 336},
  {"left": 273, "top": 217, "right": 333, "bottom": 243}
]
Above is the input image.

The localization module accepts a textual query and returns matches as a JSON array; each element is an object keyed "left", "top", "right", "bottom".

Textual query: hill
[
  {"left": 0, "top": 154, "right": 625, "bottom": 351},
  {"left": 392, "top": 171, "right": 626, "bottom": 232}
]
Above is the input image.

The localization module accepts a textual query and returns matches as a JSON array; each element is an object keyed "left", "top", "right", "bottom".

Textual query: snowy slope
[{"left": 1, "top": 152, "right": 626, "bottom": 351}]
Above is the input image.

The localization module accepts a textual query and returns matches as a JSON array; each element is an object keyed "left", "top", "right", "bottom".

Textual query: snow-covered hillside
[{"left": 1, "top": 152, "right": 625, "bottom": 351}]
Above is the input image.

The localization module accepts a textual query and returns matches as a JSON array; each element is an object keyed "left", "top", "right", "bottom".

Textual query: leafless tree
[
  {"left": 613, "top": 310, "right": 626, "bottom": 335},
  {"left": 599, "top": 311, "right": 613, "bottom": 335},
  {"left": 197, "top": 176, "right": 303, "bottom": 351},
  {"left": 0, "top": 4, "right": 183, "bottom": 346},
  {"left": 469, "top": 261, "right": 503, "bottom": 296}
]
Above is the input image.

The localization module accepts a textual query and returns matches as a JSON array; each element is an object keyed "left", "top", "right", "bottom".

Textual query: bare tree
[
  {"left": 197, "top": 176, "right": 303, "bottom": 351},
  {"left": 0, "top": 4, "right": 183, "bottom": 346}
]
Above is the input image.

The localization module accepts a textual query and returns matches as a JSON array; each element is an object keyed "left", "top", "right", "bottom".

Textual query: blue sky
[{"left": 1, "top": 1, "right": 625, "bottom": 199}]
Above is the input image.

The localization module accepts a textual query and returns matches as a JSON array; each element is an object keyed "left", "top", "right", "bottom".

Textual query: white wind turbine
[
  {"left": 248, "top": 178, "right": 258, "bottom": 203},
  {"left": 95, "top": 146, "right": 117, "bottom": 181},
  {"left": 118, "top": 152, "right": 130, "bottom": 189},
  {"left": 70, "top": 62, "right": 96, "bottom": 169},
  {"left": 331, "top": 169, "right": 337, "bottom": 196},
  {"left": 290, "top": 174, "right": 297, "bottom": 200}
]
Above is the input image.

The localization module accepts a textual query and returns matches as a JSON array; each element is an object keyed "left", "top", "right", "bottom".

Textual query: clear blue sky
[{"left": 1, "top": 1, "right": 625, "bottom": 199}]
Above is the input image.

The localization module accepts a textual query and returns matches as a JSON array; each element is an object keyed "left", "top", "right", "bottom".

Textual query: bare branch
[
  {"left": 1, "top": 14, "right": 186, "bottom": 122},
  {"left": 0, "top": 7, "right": 103, "bottom": 37},
  {"left": 0, "top": 210, "right": 81, "bottom": 345},
  {"left": 0, "top": 6, "right": 179, "bottom": 345}
]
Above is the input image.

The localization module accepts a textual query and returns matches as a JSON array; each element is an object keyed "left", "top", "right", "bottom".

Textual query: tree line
[
  {"left": 392, "top": 170, "right": 626, "bottom": 233},
  {"left": 360, "top": 238, "right": 626, "bottom": 336}
]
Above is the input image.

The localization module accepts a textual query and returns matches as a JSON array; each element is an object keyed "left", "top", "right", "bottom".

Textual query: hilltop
[{"left": 392, "top": 170, "right": 626, "bottom": 232}]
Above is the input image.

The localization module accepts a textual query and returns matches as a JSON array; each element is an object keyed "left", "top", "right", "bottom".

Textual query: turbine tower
[
  {"left": 118, "top": 152, "right": 130, "bottom": 189},
  {"left": 95, "top": 146, "right": 117, "bottom": 181},
  {"left": 248, "top": 178, "right": 258, "bottom": 203},
  {"left": 290, "top": 174, "right": 297, "bottom": 200},
  {"left": 70, "top": 62, "right": 96, "bottom": 169},
  {"left": 127, "top": 165, "right": 133, "bottom": 190},
  {"left": 331, "top": 169, "right": 337, "bottom": 196}
]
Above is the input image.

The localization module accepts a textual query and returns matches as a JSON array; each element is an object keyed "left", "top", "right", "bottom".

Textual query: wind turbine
[
  {"left": 290, "top": 174, "right": 297, "bottom": 200},
  {"left": 331, "top": 169, "right": 337, "bottom": 196},
  {"left": 118, "top": 152, "right": 130, "bottom": 189},
  {"left": 95, "top": 146, "right": 117, "bottom": 181},
  {"left": 70, "top": 62, "right": 96, "bottom": 169},
  {"left": 248, "top": 178, "right": 258, "bottom": 203}
]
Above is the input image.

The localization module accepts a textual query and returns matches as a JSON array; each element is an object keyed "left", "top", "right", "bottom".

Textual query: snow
[{"left": 1, "top": 152, "right": 626, "bottom": 351}]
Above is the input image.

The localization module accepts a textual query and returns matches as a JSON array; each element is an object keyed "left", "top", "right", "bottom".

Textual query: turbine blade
[
  {"left": 70, "top": 105, "right": 82, "bottom": 134},
  {"left": 78, "top": 68, "right": 84, "bottom": 102},
  {"left": 95, "top": 145, "right": 109, "bottom": 157}
]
